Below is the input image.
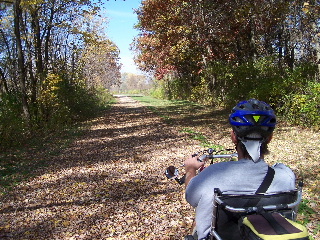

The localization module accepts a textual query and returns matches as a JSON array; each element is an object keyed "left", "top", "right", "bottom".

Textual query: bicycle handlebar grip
[
  {"left": 191, "top": 153, "right": 206, "bottom": 162},
  {"left": 198, "top": 155, "right": 207, "bottom": 162}
]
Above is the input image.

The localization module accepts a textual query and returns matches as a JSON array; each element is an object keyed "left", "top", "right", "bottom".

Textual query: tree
[
  {"left": 79, "top": 14, "right": 121, "bottom": 89},
  {"left": 111, "top": 73, "right": 150, "bottom": 93},
  {"left": 13, "top": 0, "right": 30, "bottom": 121},
  {"left": 133, "top": 0, "right": 319, "bottom": 105},
  {"left": 0, "top": 0, "right": 122, "bottom": 147},
  {"left": 301, "top": 0, "right": 320, "bottom": 76}
]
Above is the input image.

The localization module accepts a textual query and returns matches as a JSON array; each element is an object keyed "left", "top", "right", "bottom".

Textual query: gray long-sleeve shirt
[{"left": 185, "top": 158, "right": 296, "bottom": 239}]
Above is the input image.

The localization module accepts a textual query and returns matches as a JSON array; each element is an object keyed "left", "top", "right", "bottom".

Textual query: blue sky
[{"left": 100, "top": 0, "right": 143, "bottom": 74}]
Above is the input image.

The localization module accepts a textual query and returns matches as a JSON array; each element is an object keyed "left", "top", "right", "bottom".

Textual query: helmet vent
[
  {"left": 232, "top": 117, "right": 244, "bottom": 123},
  {"left": 252, "top": 104, "right": 259, "bottom": 109},
  {"left": 270, "top": 118, "right": 276, "bottom": 124}
]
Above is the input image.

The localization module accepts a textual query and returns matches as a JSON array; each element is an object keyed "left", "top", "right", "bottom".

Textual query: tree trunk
[
  {"left": 0, "top": 67, "right": 9, "bottom": 94},
  {"left": 30, "top": 8, "right": 43, "bottom": 106},
  {"left": 312, "top": 22, "right": 320, "bottom": 79},
  {"left": 14, "top": 0, "right": 30, "bottom": 122},
  {"left": 278, "top": 30, "right": 283, "bottom": 68},
  {"left": 44, "top": 2, "right": 55, "bottom": 69}
]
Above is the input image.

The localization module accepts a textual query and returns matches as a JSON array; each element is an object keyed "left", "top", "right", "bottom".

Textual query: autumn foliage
[
  {"left": 133, "top": 0, "right": 320, "bottom": 127},
  {"left": 0, "top": 1, "right": 121, "bottom": 148}
]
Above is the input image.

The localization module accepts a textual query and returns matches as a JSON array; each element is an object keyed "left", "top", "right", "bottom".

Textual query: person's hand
[
  {"left": 184, "top": 154, "right": 206, "bottom": 188},
  {"left": 184, "top": 154, "right": 205, "bottom": 171}
]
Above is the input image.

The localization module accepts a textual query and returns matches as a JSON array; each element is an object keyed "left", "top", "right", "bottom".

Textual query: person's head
[{"left": 229, "top": 99, "right": 277, "bottom": 162}]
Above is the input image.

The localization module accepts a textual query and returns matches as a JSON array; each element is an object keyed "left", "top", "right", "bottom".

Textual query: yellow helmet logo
[{"left": 253, "top": 115, "right": 261, "bottom": 122}]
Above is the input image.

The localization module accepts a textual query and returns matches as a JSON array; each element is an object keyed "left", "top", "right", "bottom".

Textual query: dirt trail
[
  {"left": 0, "top": 95, "right": 198, "bottom": 239},
  {"left": 0, "top": 95, "right": 319, "bottom": 239}
]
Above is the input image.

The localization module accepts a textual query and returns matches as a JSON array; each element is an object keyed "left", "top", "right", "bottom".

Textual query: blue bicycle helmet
[{"left": 229, "top": 99, "right": 277, "bottom": 141}]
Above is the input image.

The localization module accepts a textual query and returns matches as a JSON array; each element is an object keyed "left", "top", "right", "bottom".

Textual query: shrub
[
  {"left": 223, "top": 58, "right": 285, "bottom": 107},
  {"left": 0, "top": 94, "right": 27, "bottom": 148},
  {"left": 38, "top": 74, "right": 113, "bottom": 126},
  {"left": 0, "top": 74, "right": 114, "bottom": 149},
  {"left": 150, "top": 81, "right": 167, "bottom": 99},
  {"left": 280, "top": 81, "right": 320, "bottom": 128},
  {"left": 189, "top": 77, "right": 214, "bottom": 105},
  {"left": 38, "top": 74, "right": 72, "bottom": 128}
]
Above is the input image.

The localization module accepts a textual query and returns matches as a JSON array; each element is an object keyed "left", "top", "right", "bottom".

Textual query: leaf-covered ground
[{"left": 0, "top": 95, "right": 319, "bottom": 239}]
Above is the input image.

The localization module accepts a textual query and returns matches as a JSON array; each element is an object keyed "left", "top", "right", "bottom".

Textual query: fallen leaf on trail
[{"left": 0, "top": 95, "right": 318, "bottom": 239}]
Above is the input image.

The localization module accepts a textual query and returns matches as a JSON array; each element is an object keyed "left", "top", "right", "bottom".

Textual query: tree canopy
[
  {"left": 134, "top": 0, "right": 319, "bottom": 77},
  {"left": 0, "top": 0, "right": 121, "bottom": 147},
  {"left": 133, "top": 0, "right": 320, "bottom": 127}
]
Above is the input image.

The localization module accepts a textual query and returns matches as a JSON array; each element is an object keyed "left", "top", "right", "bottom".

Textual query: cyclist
[{"left": 184, "top": 99, "right": 296, "bottom": 240}]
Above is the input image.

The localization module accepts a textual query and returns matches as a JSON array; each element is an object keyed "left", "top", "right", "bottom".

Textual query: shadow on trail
[
  {"left": 0, "top": 175, "right": 176, "bottom": 215},
  {"left": 1, "top": 95, "right": 236, "bottom": 239},
  {"left": 0, "top": 96, "right": 186, "bottom": 239},
  {"left": 0, "top": 172, "right": 179, "bottom": 239},
  {"left": 48, "top": 106, "right": 184, "bottom": 167},
  {"left": 0, "top": 96, "right": 183, "bottom": 187},
  {"left": 149, "top": 103, "right": 231, "bottom": 141}
]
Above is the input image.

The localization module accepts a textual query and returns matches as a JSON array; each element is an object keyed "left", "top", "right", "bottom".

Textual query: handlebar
[
  {"left": 198, "top": 152, "right": 238, "bottom": 162},
  {"left": 165, "top": 148, "right": 238, "bottom": 185},
  {"left": 191, "top": 148, "right": 237, "bottom": 162}
]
